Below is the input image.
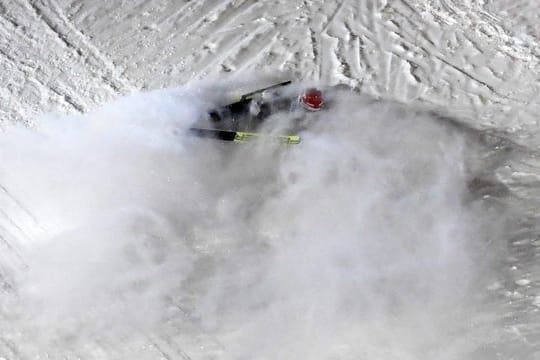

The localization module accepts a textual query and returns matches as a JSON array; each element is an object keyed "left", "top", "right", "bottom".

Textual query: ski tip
[
  {"left": 286, "top": 135, "right": 301, "bottom": 145},
  {"left": 234, "top": 132, "right": 301, "bottom": 145}
]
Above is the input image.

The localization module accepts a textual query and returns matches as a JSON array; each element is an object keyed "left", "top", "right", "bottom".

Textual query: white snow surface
[{"left": 0, "top": 0, "right": 539, "bottom": 359}]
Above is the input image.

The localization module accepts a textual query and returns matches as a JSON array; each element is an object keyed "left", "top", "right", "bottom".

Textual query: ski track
[
  {"left": 1, "top": 0, "right": 540, "bottom": 358},
  {"left": 30, "top": 0, "right": 135, "bottom": 94},
  {"left": 0, "top": 0, "right": 134, "bottom": 124},
  {"left": 18, "top": 0, "right": 92, "bottom": 113}
]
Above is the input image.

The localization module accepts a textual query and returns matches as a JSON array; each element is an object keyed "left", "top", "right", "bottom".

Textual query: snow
[
  {"left": 516, "top": 279, "right": 531, "bottom": 287},
  {"left": 0, "top": 0, "right": 539, "bottom": 359}
]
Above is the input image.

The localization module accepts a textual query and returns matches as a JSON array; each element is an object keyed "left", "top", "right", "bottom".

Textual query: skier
[
  {"left": 248, "top": 87, "right": 324, "bottom": 118},
  {"left": 190, "top": 82, "right": 325, "bottom": 144}
]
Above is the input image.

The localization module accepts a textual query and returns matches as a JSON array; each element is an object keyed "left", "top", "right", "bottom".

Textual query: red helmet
[{"left": 300, "top": 88, "right": 324, "bottom": 111}]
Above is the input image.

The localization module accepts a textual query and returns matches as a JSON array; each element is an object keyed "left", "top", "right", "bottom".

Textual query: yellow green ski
[{"left": 189, "top": 127, "right": 301, "bottom": 145}]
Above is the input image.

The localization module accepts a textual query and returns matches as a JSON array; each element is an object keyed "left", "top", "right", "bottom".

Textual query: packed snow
[{"left": 0, "top": 0, "right": 539, "bottom": 359}]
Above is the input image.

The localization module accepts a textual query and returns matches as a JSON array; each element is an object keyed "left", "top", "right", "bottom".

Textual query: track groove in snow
[
  {"left": 27, "top": 0, "right": 134, "bottom": 94},
  {"left": 0, "top": 0, "right": 136, "bottom": 123}
]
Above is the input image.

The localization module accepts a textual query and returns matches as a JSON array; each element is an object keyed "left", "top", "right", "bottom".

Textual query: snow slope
[{"left": 0, "top": 0, "right": 539, "bottom": 359}]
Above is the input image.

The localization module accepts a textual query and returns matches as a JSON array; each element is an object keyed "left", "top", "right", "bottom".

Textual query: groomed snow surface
[{"left": 0, "top": 1, "right": 539, "bottom": 359}]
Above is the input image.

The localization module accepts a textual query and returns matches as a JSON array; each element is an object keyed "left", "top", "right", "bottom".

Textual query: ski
[
  {"left": 209, "top": 80, "right": 293, "bottom": 120},
  {"left": 239, "top": 80, "right": 292, "bottom": 101},
  {"left": 188, "top": 127, "right": 301, "bottom": 145}
]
